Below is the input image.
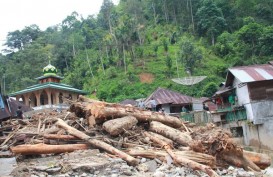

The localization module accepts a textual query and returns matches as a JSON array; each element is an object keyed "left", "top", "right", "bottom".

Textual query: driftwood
[
  {"left": 127, "top": 149, "right": 216, "bottom": 168},
  {"left": 144, "top": 131, "right": 219, "bottom": 177},
  {"left": 89, "top": 102, "right": 183, "bottom": 128},
  {"left": 43, "top": 134, "right": 79, "bottom": 140},
  {"left": 55, "top": 118, "right": 139, "bottom": 166},
  {"left": 10, "top": 143, "right": 89, "bottom": 155},
  {"left": 149, "top": 121, "right": 192, "bottom": 146},
  {"left": 244, "top": 150, "right": 271, "bottom": 169},
  {"left": 102, "top": 116, "right": 138, "bottom": 136},
  {"left": 221, "top": 150, "right": 261, "bottom": 171}
]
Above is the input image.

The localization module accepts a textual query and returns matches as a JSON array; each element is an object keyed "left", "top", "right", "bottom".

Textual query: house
[
  {"left": 0, "top": 94, "right": 32, "bottom": 121},
  {"left": 9, "top": 63, "right": 87, "bottom": 110},
  {"left": 144, "top": 87, "right": 192, "bottom": 113},
  {"left": 211, "top": 62, "right": 273, "bottom": 150}
]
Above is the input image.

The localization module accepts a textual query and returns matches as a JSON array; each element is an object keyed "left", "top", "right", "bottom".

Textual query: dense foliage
[{"left": 1, "top": 0, "right": 273, "bottom": 102}]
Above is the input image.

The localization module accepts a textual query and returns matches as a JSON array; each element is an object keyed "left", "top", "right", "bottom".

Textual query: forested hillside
[{"left": 1, "top": 0, "right": 273, "bottom": 102}]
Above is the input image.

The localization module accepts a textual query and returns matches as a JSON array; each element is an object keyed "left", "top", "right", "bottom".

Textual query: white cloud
[{"left": 0, "top": 0, "right": 119, "bottom": 52}]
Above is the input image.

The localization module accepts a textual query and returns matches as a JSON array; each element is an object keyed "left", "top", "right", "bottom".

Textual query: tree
[
  {"left": 236, "top": 22, "right": 263, "bottom": 57},
  {"left": 196, "top": 0, "right": 227, "bottom": 45},
  {"left": 201, "top": 82, "right": 218, "bottom": 97},
  {"left": 179, "top": 38, "right": 202, "bottom": 75}
]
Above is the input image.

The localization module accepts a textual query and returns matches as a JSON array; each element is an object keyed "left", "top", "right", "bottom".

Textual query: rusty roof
[
  {"left": 145, "top": 87, "right": 192, "bottom": 105},
  {"left": 226, "top": 63, "right": 273, "bottom": 86}
]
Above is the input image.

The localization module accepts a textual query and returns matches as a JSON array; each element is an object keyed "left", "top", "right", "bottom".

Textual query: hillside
[{"left": 0, "top": 0, "right": 273, "bottom": 102}]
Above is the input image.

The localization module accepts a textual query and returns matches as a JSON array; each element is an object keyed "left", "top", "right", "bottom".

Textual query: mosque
[{"left": 9, "top": 63, "right": 86, "bottom": 109}]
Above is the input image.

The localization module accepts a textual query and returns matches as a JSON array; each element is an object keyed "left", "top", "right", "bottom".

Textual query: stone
[
  {"left": 80, "top": 173, "right": 87, "bottom": 177},
  {"left": 122, "top": 170, "right": 132, "bottom": 176},
  {"left": 46, "top": 167, "right": 62, "bottom": 173},
  {"left": 137, "top": 160, "right": 157, "bottom": 172},
  {"left": 140, "top": 158, "right": 147, "bottom": 163},
  {"left": 111, "top": 174, "right": 119, "bottom": 177},
  {"left": 153, "top": 171, "right": 165, "bottom": 177}
]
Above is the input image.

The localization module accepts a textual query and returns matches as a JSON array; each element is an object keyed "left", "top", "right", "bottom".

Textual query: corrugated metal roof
[
  {"left": 145, "top": 87, "right": 192, "bottom": 105},
  {"left": 228, "top": 64, "right": 273, "bottom": 83}
]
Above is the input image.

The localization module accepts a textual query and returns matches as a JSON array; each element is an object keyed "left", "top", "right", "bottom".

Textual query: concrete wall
[
  {"left": 243, "top": 119, "right": 273, "bottom": 150},
  {"left": 222, "top": 120, "right": 273, "bottom": 151},
  {"left": 250, "top": 100, "right": 273, "bottom": 124}
]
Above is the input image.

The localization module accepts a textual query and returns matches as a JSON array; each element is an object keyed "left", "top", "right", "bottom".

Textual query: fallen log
[
  {"left": 55, "top": 118, "right": 139, "bottom": 166},
  {"left": 221, "top": 150, "right": 261, "bottom": 171},
  {"left": 127, "top": 149, "right": 216, "bottom": 168},
  {"left": 144, "top": 131, "right": 219, "bottom": 177},
  {"left": 10, "top": 143, "right": 89, "bottom": 155},
  {"left": 243, "top": 150, "right": 271, "bottom": 169},
  {"left": 149, "top": 121, "right": 192, "bottom": 146},
  {"left": 89, "top": 102, "right": 183, "bottom": 128},
  {"left": 43, "top": 134, "right": 79, "bottom": 140},
  {"left": 102, "top": 116, "right": 138, "bottom": 136}
]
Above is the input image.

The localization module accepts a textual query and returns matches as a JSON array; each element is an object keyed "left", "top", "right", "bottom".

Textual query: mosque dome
[{"left": 43, "top": 63, "right": 57, "bottom": 76}]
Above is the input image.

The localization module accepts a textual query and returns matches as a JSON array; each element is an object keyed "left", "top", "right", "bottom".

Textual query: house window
[{"left": 230, "top": 127, "right": 244, "bottom": 137}]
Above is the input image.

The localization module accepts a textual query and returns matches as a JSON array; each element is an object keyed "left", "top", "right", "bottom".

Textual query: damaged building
[{"left": 211, "top": 62, "right": 273, "bottom": 151}]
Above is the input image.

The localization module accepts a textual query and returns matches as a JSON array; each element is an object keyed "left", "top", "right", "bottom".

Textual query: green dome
[{"left": 43, "top": 64, "right": 57, "bottom": 76}]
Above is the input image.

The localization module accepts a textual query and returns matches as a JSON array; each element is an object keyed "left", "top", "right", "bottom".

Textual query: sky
[{"left": 0, "top": 0, "right": 119, "bottom": 51}]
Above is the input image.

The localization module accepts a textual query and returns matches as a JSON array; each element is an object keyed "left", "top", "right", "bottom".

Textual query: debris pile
[{"left": 0, "top": 96, "right": 271, "bottom": 177}]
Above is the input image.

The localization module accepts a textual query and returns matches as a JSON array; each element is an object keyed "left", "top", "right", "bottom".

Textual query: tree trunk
[
  {"left": 55, "top": 118, "right": 139, "bottom": 166},
  {"left": 127, "top": 148, "right": 216, "bottom": 168},
  {"left": 89, "top": 102, "right": 183, "bottom": 128},
  {"left": 10, "top": 143, "right": 89, "bottom": 155},
  {"left": 221, "top": 151, "right": 261, "bottom": 172},
  {"left": 243, "top": 150, "right": 271, "bottom": 169},
  {"left": 102, "top": 116, "right": 138, "bottom": 136},
  {"left": 149, "top": 121, "right": 191, "bottom": 146},
  {"left": 144, "top": 132, "right": 219, "bottom": 177}
]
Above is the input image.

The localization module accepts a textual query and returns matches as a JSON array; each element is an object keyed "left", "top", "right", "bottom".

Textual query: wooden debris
[
  {"left": 0, "top": 95, "right": 270, "bottom": 176},
  {"left": 244, "top": 150, "right": 271, "bottom": 169},
  {"left": 102, "top": 116, "right": 138, "bottom": 136},
  {"left": 144, "top": 131, "right": 219, "bottom": 177},
  {"left": 149, "top": 121, "right": 192, "bottom": 146},
  {"left": 10, "top": 143, "right": 89, "bottom": 155},
  {"left": 55, "top": 118, "right": 139, "bottom": 166}
]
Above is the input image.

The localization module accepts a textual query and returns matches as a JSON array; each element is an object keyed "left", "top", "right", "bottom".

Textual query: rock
[
  {"left": 80, "top": 173, "right": 87, "bottom": 177},
  {"left": 174, "top": 167, "right": 184, "bottom": 176},
  {"left": 137, "top": 160, "right": 157, "bottom": 172},
  {"left": 122, "top": 170, "right": 132, "bottom": 176},
  {"left": 111, "top": 174, "right": 119, "bottom": 177},
  {"left": 153, "top": 171, "right": 165, "bottom": 177},
  {"left": 46, "top": 167, "right": 62, "bottom": 173},
  {"left": 34, "top": 166, "right": 50, "bottom": 171},
  {"left": 140, "top": 158, "right": 147, "bottom": 163}
]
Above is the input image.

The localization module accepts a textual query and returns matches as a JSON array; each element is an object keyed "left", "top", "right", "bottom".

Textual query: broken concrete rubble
[{"left": 0, "top": 96, "right": 272, "bottom": 177}]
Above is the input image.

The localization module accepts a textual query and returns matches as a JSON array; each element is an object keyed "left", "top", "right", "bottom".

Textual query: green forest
[{"left": 1, "top": 0, "right": 273, "bottom": 102}]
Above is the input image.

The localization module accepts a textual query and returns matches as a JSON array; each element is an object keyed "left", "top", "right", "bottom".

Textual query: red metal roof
[
  {"left": 145, "top": 87, "right": 192, "bottom": 105},
  {"left": 226, "top": 64, "right": 273, "bottom": 85}
]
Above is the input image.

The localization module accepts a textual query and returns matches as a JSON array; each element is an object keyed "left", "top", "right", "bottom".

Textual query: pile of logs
[{"left": 0, "top": 96, "right": 271, "bottom": 177}]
